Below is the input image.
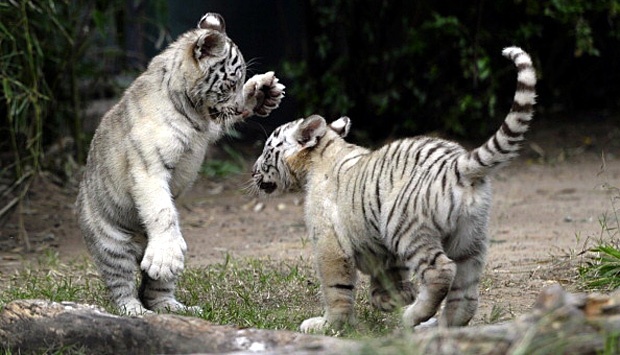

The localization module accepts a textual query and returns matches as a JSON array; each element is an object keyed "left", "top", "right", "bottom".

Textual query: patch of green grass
[
  {"left": 178, "top": 254, "right": 321, "bottom": 330},
  {"left": 0, "top": 251, "right": 399, "bottom": 338},
  {"left": 200, "top": 143, "right": 246, "bottom": 178},
  {"left": 578, "top": 182, "right": 620, "bottom": 292},
  {"left": 0, "top": 250, "right": 109, "bottom": 310},
  {"left": 579, "top": 244, "right": 620, "bottom": 291}
]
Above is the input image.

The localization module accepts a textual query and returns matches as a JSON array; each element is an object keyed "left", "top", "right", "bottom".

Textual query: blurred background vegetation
[{"left": 1, "top": 0, "right": 620, "bottom": 213}]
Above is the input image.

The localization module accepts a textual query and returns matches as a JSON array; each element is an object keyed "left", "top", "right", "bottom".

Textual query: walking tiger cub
[
  {"left": 77, "top": 13, "right": 285, "bottom": 315},
  {"left": 251, "top": 47, "right": 536, "bottom": 332}
]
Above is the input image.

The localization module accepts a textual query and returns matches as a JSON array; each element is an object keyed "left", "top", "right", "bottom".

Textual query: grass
[
  {"left": 0, "top": 251, "right": 399, "bottom": 339},
  {"left": 578, "top": 182, "right": 620, "bottom": 292},
  {"left": 200, "top": 143, "right": 247, "bottom": 178}
]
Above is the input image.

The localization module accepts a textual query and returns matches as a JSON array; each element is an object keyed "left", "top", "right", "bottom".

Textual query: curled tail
[{"left": 458, "top": 46, "right": 537, "bottom": 178}]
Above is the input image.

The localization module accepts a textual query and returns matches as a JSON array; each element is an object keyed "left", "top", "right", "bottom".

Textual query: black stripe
[
  {"left": 472, "top": 150, "right": 488, "bottom": 167},
  {"left": 128, "top": 138, "right": 149, "bottom": 171},
  {"left": 330, "top": 284, "right": 355, "bottom": 290},
  {"left": 391, "top": 215, "right": 418, "bottom": 251},
  {"left": 491, "top": 134, "right": 510, "bottom": 155},
  {"left": 453, "top": 160, "right": 462, "bottom": 185},
  {"left": 500, "top": 121, "right": 521, "bottom": 138},
  {"left": 319, "top": 138, "right": 335, "bottom": 157},
  {"left": 157, "top": 148, "right": 175, "bottom": 170},
  {"left": 511, "top": 101, "right": 533, "bottom": 112},
  {"left": 516, "top": 62, "right": 531, "bottom": 70}
]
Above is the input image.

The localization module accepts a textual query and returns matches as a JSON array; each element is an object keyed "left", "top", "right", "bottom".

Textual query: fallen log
[
  {"left": 0, "top": 300, "right": 353, "bottom": 354},
  {"left": 0, "top": 284, "right": 619, "bottom": 354}
]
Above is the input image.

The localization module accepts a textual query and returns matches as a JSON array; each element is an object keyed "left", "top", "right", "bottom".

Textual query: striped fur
[
  {"left": 77, "top": 12, "right": 285, "bottom": 316},
  {"left": 251, "top": 47, "right": 536, "bottom": 332}
]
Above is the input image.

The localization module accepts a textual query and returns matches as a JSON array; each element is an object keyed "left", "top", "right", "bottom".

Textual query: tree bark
[{"left": 1, "top": 285, "right": 619, "bottom": 354}]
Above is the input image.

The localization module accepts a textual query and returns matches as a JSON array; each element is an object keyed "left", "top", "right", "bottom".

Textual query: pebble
[{"left": 253, "top": 202, "right": 265, "bottom": 212}]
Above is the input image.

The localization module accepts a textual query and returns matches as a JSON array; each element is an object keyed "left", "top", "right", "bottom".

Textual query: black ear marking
[
  {"left": 195, "top": 32, "right": 225, "bottom": 60},
  {"left": 197, "top": 13, "right": 226, "bottom": 34},
  {"left": 297, "top": 115, "right": 327, "bottom": 147}
]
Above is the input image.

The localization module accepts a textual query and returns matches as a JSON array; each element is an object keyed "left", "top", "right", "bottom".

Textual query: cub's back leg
[
  {"left": 440, "top": 241, "right": 487, "bottom": 326},
  {"left": 401, "top": 241, "right": 456, "bottom": 328},
  {"left": 79, "top": 214, "right": 149, "bottom": 314},
  {"left": 139, "top": 271, "right": 201, "bottom": 313}
]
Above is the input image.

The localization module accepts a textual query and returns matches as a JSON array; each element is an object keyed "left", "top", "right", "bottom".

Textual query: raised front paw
[
  {"left": 140, "top": 237, "right": 187, "bottom": 281},
  {"left": 243, "top": 71, "right": 285, "bottom": 118}
]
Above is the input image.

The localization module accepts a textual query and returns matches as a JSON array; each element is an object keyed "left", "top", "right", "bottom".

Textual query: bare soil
[{"left": 1, "top": 119, "right": 619, "bottom": 326}]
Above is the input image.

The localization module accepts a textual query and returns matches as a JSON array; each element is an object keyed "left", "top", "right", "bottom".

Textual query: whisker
[{"left": 244, "top": 58, "right": 261, "bottom": 76}]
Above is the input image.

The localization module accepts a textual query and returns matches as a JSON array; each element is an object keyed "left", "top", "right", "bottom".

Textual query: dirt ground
[{"left": 1, "top": 118, "right": 619, "bottom": 326}]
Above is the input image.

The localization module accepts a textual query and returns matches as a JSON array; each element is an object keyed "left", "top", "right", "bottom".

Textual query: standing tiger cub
[
  {"left": 77, "top": 13, "right": 285, "bottom": 315},
  {"left": 252, "top": 47, "right": 536, "bottom": 332}
]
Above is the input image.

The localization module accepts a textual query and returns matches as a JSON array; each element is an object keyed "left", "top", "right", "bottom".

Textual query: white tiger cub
[
  {"left": 251, "top": 47, "right": 536, "bottom": 332},
  {"left": 77, "top": 13, "right": 285, "bottom": 316}
]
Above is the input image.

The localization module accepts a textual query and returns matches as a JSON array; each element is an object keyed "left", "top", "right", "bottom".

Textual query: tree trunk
[{"left": 1, "top": 285, "right": 619, "bottom": 354}]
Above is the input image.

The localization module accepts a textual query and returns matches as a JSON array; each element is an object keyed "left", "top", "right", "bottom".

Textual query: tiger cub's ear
[
  {"left": 296, "top": 115, "right": 327, "bottom": 148},
  {"left": 329, "top": 116, "right": 351, "bottom": 138},
  {"left": 197, "top": 13, "right": 226, "bottom": 34},
  {"left": 194, "top": 32, "right": 226, "bottom": 60}
]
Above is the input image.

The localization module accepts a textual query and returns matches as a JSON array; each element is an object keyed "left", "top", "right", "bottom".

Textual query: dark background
[{"left": 1, "top": 0, "right": 619, "bottom": 181}]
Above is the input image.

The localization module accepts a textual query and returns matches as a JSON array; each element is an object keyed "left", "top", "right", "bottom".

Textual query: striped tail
[{"left": 458, "top": 46, "right": 537, "bottom": 179}]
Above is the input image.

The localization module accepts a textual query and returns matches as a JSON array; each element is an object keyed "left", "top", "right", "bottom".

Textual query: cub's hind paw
[
  {"left": 119, "top": 300, "right": 153, "bottom": 316},
  {"left": 300, "top": 317, "right": 330, "bottom": 333},
  {"left": 370, "top": 281, "right": 416, "bottom": 312},
  {"left": 147, "top": 298, "right": 203, "bottom": 315}
]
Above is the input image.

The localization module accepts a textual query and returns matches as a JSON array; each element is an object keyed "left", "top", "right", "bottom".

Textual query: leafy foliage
[
  {"left": 200, "top": 144, "right": 246, "bottom": 178},
  {"left": 283, "top": 0, "right": 620, "bottom": 141},
  {"left": 0, "top": 0, "right": 168, "bottom": 224}
]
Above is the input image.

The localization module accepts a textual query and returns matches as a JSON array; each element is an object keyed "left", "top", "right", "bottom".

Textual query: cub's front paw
[
  {"left": 140, "top": 237, "right": 187, "bottom": 281},
  {"left": 243, "top": 71, "right": 285, "bottom": 117},
  {"left": 299, "top": 316, "right": 330, "bottom": 333}
]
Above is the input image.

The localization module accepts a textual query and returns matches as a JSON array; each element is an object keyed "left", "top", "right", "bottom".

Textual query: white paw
[
  {"left": 119, "top": 300, "right": 152, "bottom": 316},
  {"left": 402, "top": 300, "right": 437, "bottom": 329},
  {"left": 414, "top": 317, "right": 438, "bottom": 330},
  {"left": 149, "top": 298, "right": 203, "bottom": 315},
  {"left": 140, "top": 237, "right": 187, "bottom": 281},
  {"left": 243, "top": 71, "right": 285, "bottom": 117},
  {"left": 300, "top": 316, "right": 329, "bottom": 333}
]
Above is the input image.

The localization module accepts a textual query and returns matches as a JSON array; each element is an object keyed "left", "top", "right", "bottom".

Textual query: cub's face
[
  {"left": 252, "top": 118, "right": 305, "bottom": 194},
  {"left": 190, "top": 13, "right": 246, "bottom": 120},
  {"left": 251, "top": 115, "right": 351, "bottom": 195}
]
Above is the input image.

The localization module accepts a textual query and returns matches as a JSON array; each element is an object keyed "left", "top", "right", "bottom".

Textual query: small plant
[
  {"left": 578, "top": 179, "right": 620, "bottom": 291},
  {"left": 579, "top": 244, "right": 620, "bottom": 291},
  {"left": 200, "top": 144, "right": 247, "bottom": 178}
]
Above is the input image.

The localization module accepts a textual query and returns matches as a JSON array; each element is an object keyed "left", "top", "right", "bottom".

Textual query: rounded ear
[
  {"left": 194, "top": 32, "right": 226, "bottom": 60},
  {"left": 329, "top": 116, "right": 351, "bottom": 137},
  {"left": 296, "top": 115, "right": 327, "bottom": 148},
  {"left": 197, "top": 13, "right": 226, "bottom": 34}
]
